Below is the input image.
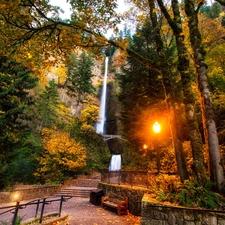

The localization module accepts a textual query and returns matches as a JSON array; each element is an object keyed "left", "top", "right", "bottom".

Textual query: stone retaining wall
[
  {"left": 0, "top": 185, "right": 61, "bottom": 203},
  {"left": 99, "top": 182, "right": 150, "bottom": 216},
  {"left": 0, "top": 175, "right": 99, "bottom": 203},
  {"left": 0, "top": 176, "right": 99, "bottom": 203},
  {"left": 141, "top": 193, "right": 225, "bottom": 225}
]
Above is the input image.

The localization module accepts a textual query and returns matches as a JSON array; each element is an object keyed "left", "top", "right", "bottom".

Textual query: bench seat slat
[
  {"left": 101, "top": 193, "right": 128, "bottom": 216},
  {"left": 103, "top": 201, "right": 118, "bottom": 208}
]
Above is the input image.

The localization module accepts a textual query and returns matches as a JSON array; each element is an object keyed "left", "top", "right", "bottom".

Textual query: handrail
[
  {"left": 0, "top": 195, "right": 72, "bottom": 225},
  {"left": 101, "top": 170, "right": 177, "bottom": 188}
]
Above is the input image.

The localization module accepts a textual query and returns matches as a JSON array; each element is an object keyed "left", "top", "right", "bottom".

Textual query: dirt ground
[{"left": 0, "top": 197, "right": 140, "bottom": 225}]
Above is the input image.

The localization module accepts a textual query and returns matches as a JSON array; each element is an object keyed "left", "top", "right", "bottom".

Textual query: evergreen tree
[
  {"left": 0, "top": 56, "right": 38, "bottom": 188},
  {"left": 104, "top": 35, "right": 117, "bottom": 57},
  {"left": 208, "top": 2, "right": 222, "bottom": 19},
  {"left": 36, "top": 79, "right": 60, "bottom": 133},
  {"left": 66, "top": 52, "right": 95, "bottom": 104},
  {"left": 116, "top": 22, "right": 166, "bottom": 169}
]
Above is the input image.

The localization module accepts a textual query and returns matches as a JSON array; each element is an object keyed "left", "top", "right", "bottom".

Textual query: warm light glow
[
  {"left": 11, "top": 191, "right": 21, "bottom": 202},
  {"left": 153, "top": 121, "right": 161, "bottom": 133},
  {"left": 143, "top": 144, "right": 148, "bottom": 149}
]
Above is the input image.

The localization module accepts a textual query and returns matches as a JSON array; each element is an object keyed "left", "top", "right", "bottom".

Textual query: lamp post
[
  {"left": 153, "top": 121, "right": 161, "bottom": 173},
  {"left": 11, "top": 191, "right": 21, "bottom": 225}
]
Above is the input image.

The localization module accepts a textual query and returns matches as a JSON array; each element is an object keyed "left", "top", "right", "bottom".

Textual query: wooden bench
[{"left": 101, "top": 193, "right": 128, "bottom": 216}]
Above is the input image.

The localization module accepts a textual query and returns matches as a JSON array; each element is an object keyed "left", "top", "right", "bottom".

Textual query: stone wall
[
  {"left": 0, "top": 185, "right": 61, "bottom": 203},
  {"left": 141, "top": 193, "right": 225, "bottom": 225},
  {"left": 99, "top": 182, "right": 150, "bottom": 216},
  {"left": 0, "top": 175, "right": 99, "bottom": 203}
]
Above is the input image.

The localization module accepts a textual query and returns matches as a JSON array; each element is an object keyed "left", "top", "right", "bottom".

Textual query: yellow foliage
[
  {"left": 161, "top": 25, "right": 169, "bottom": 32},
  {"left": 36, "top": 128, "right": 87, "bottom": 181},
  {"left": 52, "top": 64, "right": 68, "bottom": 85},
  {"left": 114, "top": 52, "right": 127, "bottom": 67},
  {"left": 152, "top": 8, "right": 158, "bottom": 13}
]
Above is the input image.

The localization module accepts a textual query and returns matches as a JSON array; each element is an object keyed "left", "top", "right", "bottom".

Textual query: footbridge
[{"left": 102, "top": 134, "right": 128, "bottom": 142}]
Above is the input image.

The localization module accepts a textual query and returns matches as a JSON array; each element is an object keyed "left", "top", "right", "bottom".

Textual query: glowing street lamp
[
  {"left": 153, "top": 121, "right": 161, "bottom": 173},
  {"left": 153, "top": 121, "right": 161, "bottom": 134}
]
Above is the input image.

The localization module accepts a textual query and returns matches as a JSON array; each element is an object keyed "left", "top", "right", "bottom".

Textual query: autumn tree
[
  {"left": 69, "top": 96, "right": 111, "bottom": 171},
  {"left": 155, "top": 0, "right": 207, "bottom": 183},
  {"left": 201, "top": 11, "right": 225, "bottom": 146},
  {"left": 148, "top": 0, "right": 189, "bottom": 182},
  {"left": 0, "top": 0, "right": 120, "bottom": 69},
  {"left": 1, "top": 0, "right": 224, "bottom": 190},
  {"left": 53, "top": 63, "right": 68, "bottom": 85},
  {"left": 36, "top": 128, "right": 87, "bottom": 183},
  {"left": 185, "top": 0, "right": 225, "bottom": 192}
]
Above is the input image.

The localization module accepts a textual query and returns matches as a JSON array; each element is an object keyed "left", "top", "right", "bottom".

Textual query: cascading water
[
  {"left": 96, "top": 57, "right": 109, "bottom": 134},
  {"left": 95, "top": 57, "right": 122, "bottom": 171},
  {"left": 109, "top": 155, "right": 121, "bottom": 171}
]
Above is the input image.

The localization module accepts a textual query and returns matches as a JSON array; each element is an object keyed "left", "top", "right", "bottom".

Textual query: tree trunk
[
  {"left": 185, "top": 0, "right": 225, "bottom": 192},
  {"left": 148, "top": 0, "right": 189, "bottom": 182},
  {"left": 157, "top": 0, "right": 207, "bottom": 183}
]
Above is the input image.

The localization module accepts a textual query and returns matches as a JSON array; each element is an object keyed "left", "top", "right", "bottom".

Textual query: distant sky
[
  {"left": 49, "top": 0, "right": 214, "bottom": 38},
  {"left": 49, "top": 0, "right": 214, "bottom": 19},
  {"left": 49, "top": 0, "right": 126, "bottom": 38},
  {"left": 50, "top": 0, "right": 71, "bottom": 19}
]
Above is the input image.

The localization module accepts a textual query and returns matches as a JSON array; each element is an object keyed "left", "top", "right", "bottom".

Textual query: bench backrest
[{"left": 108, "top": 192, "right": 127, "bottom": 204}]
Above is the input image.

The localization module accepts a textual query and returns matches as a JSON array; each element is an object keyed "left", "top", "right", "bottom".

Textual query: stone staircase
[{"left": 56, "top": 176, "right": 101, "bottom": 198}]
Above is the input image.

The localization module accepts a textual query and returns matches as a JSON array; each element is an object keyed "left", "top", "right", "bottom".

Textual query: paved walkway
[{"left": 0, "top": 197, "right": 140, "bottom": 225}]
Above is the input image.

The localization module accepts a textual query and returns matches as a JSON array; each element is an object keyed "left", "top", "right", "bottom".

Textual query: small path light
[
  {"left": 153, "top": 121, "right": 161, "bottom": 173},
  {"left": 11, "top": 191, "right": 22, "bottom": 225},
  {"left": 143, "top": 144, "right": 148, "bottom": 150}
]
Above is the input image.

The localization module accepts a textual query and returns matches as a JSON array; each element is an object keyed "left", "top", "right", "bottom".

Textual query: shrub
[
  {"left": 155, "top": 178, "right": 225, "bottom": 209},
  {"left": 174, "top": 180, "right": 225, "bottom": 209}
]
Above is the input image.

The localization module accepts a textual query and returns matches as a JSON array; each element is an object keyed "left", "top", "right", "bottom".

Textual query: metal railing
[
  {"left": 0, "top": 195, "right": 71, "bottom": 225},
  {"left": 101, "top": 170, "right": 177, "bottom": 188}
]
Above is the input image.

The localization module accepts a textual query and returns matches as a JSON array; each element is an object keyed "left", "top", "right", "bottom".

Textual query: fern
[
  {"left": 174, "top": 180, "right": 225, "bottom": 209},
  {"left": 156, "top": 190, "right": 167, "bottom": 201}
]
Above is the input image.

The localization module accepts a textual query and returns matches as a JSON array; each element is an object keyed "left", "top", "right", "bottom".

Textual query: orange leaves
[
  {"left": 36, "top": 128, "right": 87, "bottom": 181},
  {"left": 113, "top": 51, "right": 127, "bottom": 67},
  {"left": 51, "top": 63, "right": 68, "bottom": 85}
]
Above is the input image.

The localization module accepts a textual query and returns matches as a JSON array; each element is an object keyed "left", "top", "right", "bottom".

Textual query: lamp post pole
[{"left": 153, "top": 121, "right": 161, "bottom": 174}]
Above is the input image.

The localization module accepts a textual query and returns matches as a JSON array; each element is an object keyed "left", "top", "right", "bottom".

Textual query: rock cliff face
[
  {"left": 48, "top": 52, "right": 123, "bottom": 154},
  {"left": 105, "top": 80, "right": 122, "bottom": 154},
  {"left": 56, "top": 57, "right": 103, "bottom": 116},
  {"left": 104, "top": 54, "right": 124, "bottom": 155}
]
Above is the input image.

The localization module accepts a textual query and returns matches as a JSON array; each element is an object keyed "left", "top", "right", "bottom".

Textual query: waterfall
[
  {"left": 96, "top": 57, "right": 109, "bottom": 134},
  {"left": 95, "top": 57, "right": 122, "bottom": 171},
  {"left": 109, "top": 155, "right": 121, "bottom": 171}
]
